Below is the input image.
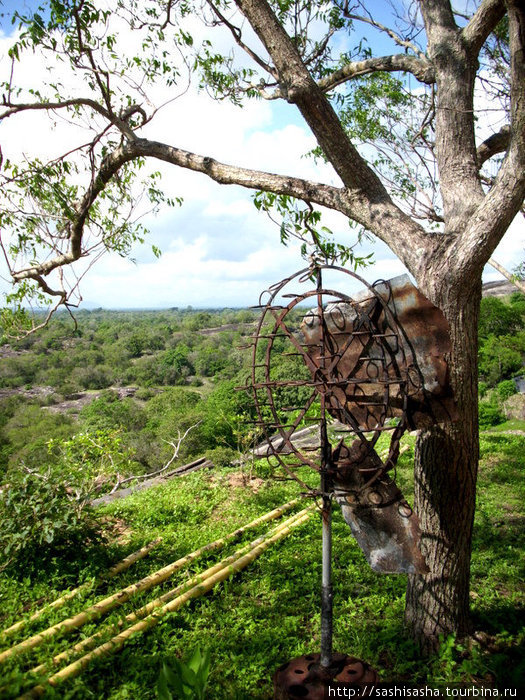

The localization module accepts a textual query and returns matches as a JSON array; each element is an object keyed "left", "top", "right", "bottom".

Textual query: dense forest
[{"left": 0, "top": 307, "right": 259, "bottom": 481}]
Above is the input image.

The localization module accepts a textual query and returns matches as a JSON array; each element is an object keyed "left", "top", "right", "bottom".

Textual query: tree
[
  {"left": 479, "top": 296, "right": 524, "bottom": 338},
  {"left": 1, "top": 0, "right": 524, "bottom": 651}
]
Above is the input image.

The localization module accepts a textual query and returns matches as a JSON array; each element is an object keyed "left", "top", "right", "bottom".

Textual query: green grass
[
  {"left": 0, "top": 438, "right": 524, "bottom": 698},
  {"left": 486, "top": 418, "right": 525, "bottom": 433}
]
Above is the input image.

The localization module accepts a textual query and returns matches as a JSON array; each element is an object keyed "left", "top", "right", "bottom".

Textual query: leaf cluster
[
  {"left": 157, "top": 648, "right": 211, "bottom": 700},
  {"left": 253, "top": 191, "right": 373, "bottom": 267},
  {"left": 0, "top": 467, "right": 105, "bottom": 574}
]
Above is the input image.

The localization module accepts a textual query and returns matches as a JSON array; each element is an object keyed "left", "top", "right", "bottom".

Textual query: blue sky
[{"left": 0, "top": 1, "right": 522, "bottom": 309}]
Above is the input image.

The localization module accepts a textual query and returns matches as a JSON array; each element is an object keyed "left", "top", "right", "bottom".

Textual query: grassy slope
[{"left": 0, "top": 433, "right": 524, "bottom": 698}]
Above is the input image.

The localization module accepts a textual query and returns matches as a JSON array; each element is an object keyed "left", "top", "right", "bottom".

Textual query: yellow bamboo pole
[
  {"left": 29, "top": 506, "right": 315, "bottom": 677},
  {"left": 20, "top": 509, "right": 313, "bottom": 699},
  {"left": 0, "top": 538, "right": 163, "bottom": 640},
  {"left": 0, "top": 498, "right": 302, "bottom": 664},
  {"left": 380, "top": 443, "right": 409, "bottom": 460}
]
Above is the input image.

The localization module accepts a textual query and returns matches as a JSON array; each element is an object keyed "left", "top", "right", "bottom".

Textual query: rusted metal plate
[
  {"left": 273, "top": 653, "right": 378, "bottom": 699},
  {"left": 300, "top": 274, "right": 457, "bottom": 431},
  {"left": 331, "top": 439, "right": 429, "bottom": 574}
]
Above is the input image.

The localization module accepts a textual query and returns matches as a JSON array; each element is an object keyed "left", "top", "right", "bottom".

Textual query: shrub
[
  {"left": 478, "top": 401, "right": 505, "bottom": 429},
  {"left": 205, "top": 446, "right": 237, "bottom": 467},
  {"left": 496, "top": 379, "right": 517, "bottom": 402},
  {"left": 0, "top": 469, "right": 104, "bottom": 573},
  {"left": 135, "top": 387, "right": 156, "bottom": 401},
  {"left": 70, "top": 364, "right": 114, "bottom": 390}
]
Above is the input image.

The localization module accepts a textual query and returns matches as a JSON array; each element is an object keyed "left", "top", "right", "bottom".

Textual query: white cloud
[{"left": 83, "top": 234, "right": 305, "bottom": 308}]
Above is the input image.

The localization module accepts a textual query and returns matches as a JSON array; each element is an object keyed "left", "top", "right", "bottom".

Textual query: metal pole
[
  {"left": 320, "top": 471, "right": 333, "bottom": 668},
  {"left": 316, "top": 265, "right": 333, "bottom": 669}
]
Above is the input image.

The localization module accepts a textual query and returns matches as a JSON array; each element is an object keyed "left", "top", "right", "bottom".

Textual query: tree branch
[
  {"left": 0, "top": 97, "right": 146, "bottom": 140},
  {"left": 323, "top": 55, "right": 434, "bottom": 90},
  {"left": 340, "top": 6, "right": 427, "bottom": 59},
  {"left": 420, "top": 0, "right": 485, "bottom": 232},
  {"left": 476, "top": 125, "right": 511, "bottom": 166},
  {"left": 232, "top": 0, "right": 427, "bottom": 272},
  {"left": 110, "top": 421, "right": 202, "bottom": 493},
  {"left": 460, "top": 0, "right": 525, "bottom": 270},
  {"left": 462, "top": 0, "right": 506, "bottom": 55},
  {"left": 12, "top": 144, "right": 137, "bottom": 282},
  {"left": 205, "top": 0, "right": 278, "bottom": 79},
  {"left": 0, "top": 97, "right": 110, "bottom": 122},
  {"left": 126, "top": 140, "right": 430, "bottom": 275},
  {"left": 130, "top": 138, "right": 346, "bottom": 206},
  {"left": 488, "top": 257, "right": 525, "bottom": 294},
  {"left": 9, "top": 137, "right": 348, "bottom": 285}
]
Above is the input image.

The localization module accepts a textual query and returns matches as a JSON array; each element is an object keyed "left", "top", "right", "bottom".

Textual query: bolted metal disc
[{"left": 273, "top": 653, "right": 379, "bottom": 699}]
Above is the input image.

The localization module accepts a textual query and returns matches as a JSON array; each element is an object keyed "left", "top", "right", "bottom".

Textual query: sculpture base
[{"left": 273, "top": 652, "right": 379, "bottom": 699}]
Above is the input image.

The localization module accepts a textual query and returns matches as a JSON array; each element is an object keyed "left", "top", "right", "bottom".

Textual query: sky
[{"left": 0, "top": 1, "right": 522, "bottom": 309}]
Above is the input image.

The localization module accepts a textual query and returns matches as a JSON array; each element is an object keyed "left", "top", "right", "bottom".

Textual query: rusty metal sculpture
[{"left": 246, "top": 264, "right": 456, "bottom": 698}]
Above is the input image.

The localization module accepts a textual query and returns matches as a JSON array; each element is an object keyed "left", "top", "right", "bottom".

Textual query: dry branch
[
  {"left": 488, "top": 258, "right": 525, "bottom": 294},
  {"left": 109, "top": 421, "right": 202, "bottom": 493}
]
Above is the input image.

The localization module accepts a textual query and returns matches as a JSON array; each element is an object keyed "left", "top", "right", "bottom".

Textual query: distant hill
[{"left": 482, "top": 280, "right": 517, "bottom": 297}]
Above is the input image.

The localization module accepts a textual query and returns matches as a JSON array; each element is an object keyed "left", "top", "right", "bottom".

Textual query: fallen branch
[
  {"left": 110, "top": 422, "right": 202, "bottom": 493},
  {"left": 91, "top": 457, "right": 213, "bottom": 506}
]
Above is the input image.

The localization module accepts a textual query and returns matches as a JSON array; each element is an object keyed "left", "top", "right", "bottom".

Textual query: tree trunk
[{"left": 405, "top": 279, "right": 481, "bottom": 654}]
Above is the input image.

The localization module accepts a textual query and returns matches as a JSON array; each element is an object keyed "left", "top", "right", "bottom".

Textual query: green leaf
[{"left": 156, "top": 663, "right": 174, "bottom": 700}]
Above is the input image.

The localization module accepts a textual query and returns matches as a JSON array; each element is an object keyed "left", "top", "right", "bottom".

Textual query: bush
[
  {"left": 205, "top": 446, "right": 237, "bottom": 467},
  {"left": 478, "top": 381, "right": 488, "bottom": 399},
  {"left": 70, "top": 364, "right": 114, "bottom": 390},
  {"left": 0, "top": 469, "right": 104, "bottom": 573},
  {"left": 478, "top": 401, "right": 505, "bottom": 429},
  {"left": 496, "top": 379, "right": 517, "bottom": 402},
  {"left": 135, "top": 387, "right": 156, "bottom": 401},
  {"left": 80, "top": 394, "right": 146, "bottom": 432}
]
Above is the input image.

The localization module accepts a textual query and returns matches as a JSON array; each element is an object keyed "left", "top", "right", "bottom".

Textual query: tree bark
[{"left": 405, "top": 278, "right": 481, "bottom": 653}]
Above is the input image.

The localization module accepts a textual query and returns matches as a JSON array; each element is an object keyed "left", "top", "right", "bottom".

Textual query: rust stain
[
  {"left": 298, "top": 274, "right": 456, "bottom": 574},
  {"left": 273, "top": 652, "right": 378, "bottom": 699},
  {"left": 331, "top": 439, "right": 429, "bottom": 574},
  {"left": 300, "top": 274, "right": 458, "bottom": 431}
]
